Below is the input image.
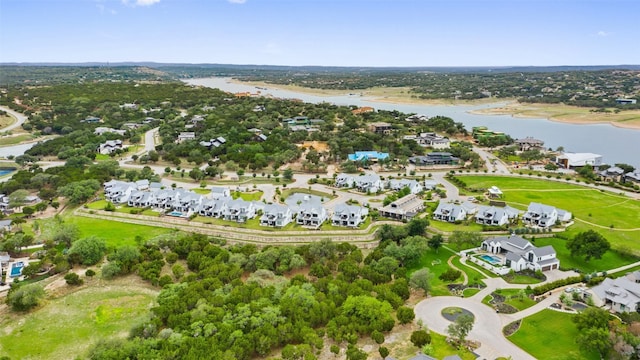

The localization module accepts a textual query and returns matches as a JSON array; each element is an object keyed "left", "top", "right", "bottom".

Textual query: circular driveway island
[{"left": 414, "top": 296, "right": 536, "bottom": 360}]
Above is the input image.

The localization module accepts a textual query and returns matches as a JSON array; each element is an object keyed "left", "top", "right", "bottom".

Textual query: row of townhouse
[
  {"left": 335, "top": 173, "right": 425, "bottom": 194},
  {"left": 433, "top": 201, "right": 571, "bottom": 228},
  {"left": 103, "top": 181, "right": 368, "bottom": 229}
]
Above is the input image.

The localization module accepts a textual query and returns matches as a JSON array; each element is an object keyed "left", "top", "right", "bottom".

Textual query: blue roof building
[{"left": 347, "top": 151, "right": 390, "bottom": 162}]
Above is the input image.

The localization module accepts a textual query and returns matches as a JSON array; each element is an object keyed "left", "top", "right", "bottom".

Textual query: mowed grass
[
  {"left": 535, "top": 237, "right": 638, "bottom": 273},
  {"left": 407, "top": 248, "right": 463, "bottom": 296},
  {"left": 0, "top": 133, "right": 34, "bottom": 145},
  {"left": 0, "top": 284, "right": 157, "bottom": 360},
  {"left": 67, "top": 216, "right": 172, "bottom": 247},
  {"left": 508, "top": 309, "right": 599, "bottom": 360},
  {"left": 456, "top": 175, "right": 640, "bottom": 250}
]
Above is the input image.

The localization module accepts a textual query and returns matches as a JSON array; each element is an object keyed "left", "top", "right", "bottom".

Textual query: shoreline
[{"left": 224, "top": 78, "right": 640, "bottom": 130}]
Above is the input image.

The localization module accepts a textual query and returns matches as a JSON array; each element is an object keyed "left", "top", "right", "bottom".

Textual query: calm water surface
[{"left": 186, "top": 77, "right": 640, "bottom": 168}]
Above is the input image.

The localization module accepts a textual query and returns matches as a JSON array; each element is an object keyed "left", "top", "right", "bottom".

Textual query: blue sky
[{"left": 1, "top": 0, "right": 638, "bottom": 66}]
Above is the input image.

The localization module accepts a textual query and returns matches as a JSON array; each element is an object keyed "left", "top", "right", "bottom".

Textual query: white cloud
[
  {"left": 596, "top": 30, "right": 611, "bottom": 37},
  {"left": 96, "top": 4, "right": 117, "bottom": 15},
  {"left": 122, "top": 0, "right": 161, "bottom": 6},
  {"left": 228, "top": 0, "right": 247, "bottom": 4}
]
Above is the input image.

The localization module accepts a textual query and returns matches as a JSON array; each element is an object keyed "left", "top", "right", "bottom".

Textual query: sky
[{"left": 1, "top": 0, "right": 639, "bottom": 67}]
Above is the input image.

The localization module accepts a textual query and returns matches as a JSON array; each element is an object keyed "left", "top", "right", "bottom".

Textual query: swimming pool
[
  {"left": 168, "top": 211, "right": 184, "bottom": 217},
  {"left": 10, "top": 262, "right": 24, "bottom": 277},
  {"left": 479, "top": 254, "right": 501, "bottom": 265}
]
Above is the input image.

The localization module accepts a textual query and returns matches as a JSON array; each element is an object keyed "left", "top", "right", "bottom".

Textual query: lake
[{"left": 186, "top": 77, "right": 640, "bottom": 168}]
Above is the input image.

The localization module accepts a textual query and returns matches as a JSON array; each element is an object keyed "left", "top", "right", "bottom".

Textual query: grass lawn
[
  {"left": 462, "top": 288, "right": 480, "bottom": 297},
  {"left": 192, "top": 188, "right": 210, "bottom": 195},
  {"left": 67, "top": 216, "right": 172, "bottom": 247},
  {"left": 429, "top": 220, "right": 484, "bottom": 233},
  {"left": 407, "top": 248, "right": 460, "bottom": 296},
  {"left": 456, "top": 175, "right": 640, "bottom": 251},
  {"left": 508, "top": 309, "right": 599, "bottom": 360},
  {"left": 0, "top": 282, "right": 157, "bottom": 360},
  {"left": 281, "top": 187, "right": 335, "bottom": 200},
  {"left": 534, "top": 237, "right": 638, "bottom": 273},
  {"left": 489, "top": 288, "right": 536, "bottom": 311},
  {"left": 0, "top": 133, "right": 34, "bottom": 145},
  {"left": 319, "top": 217, "right": 371, "bottom": 231},
  {"left": 502, "top": 273, "right": 543, "bottom": 285},
  {"left": 450, "top": 256, "right": 489, "bottom": 285},
  {"left": 232, "top": 190, "right": 263, "bottom": 201}
]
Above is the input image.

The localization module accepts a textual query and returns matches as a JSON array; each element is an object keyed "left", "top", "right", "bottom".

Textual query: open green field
[
  {"left": 482, "top": 288, "right": 536, "bottom": 311},
  {"left": 535, "top": 237, "right": 638, "bottom": 273},
  {"left": 508, "top": 309, "right": 599, "bottom": 360},
  {"left": 0, "top": 283, "right": 157, "bottom": 360},
  {"left": 456, "top": 176, "right": 640, "bottom": 250},
  {"left": 386, "top": 331, "right": 476, "bottom": 360},
  {"left": 281, "top": 187, "right": 335, "bottom": 200},
  {"left": 68, "top": 216, "right": 172, "bottom": 247},
  {"left": 232, "top": 190, "right": 263, "bottom": 201},
  {"left": 428, "top": 219, "right": 484, "bottom": 233}
]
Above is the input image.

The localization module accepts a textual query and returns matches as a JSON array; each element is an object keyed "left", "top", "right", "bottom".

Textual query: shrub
[
  {"left": 85, "top": 269, "right": 96, "bottom": 277},
  {"left": 7, "top": 283, "right": 45, "bottom": 311},
  {"left": 64, "top": 272, "right": 83, "bottom": 285},
  {"left": 410, "top": 329, "right": 431, "bottom": 347},
  {"left": 396, "top": 306, "right": 415, "bottom": 324},
  {"left": 101, "top": 262, "right": 122, "bottom": 279},
  {"left": 532, "top": 276, "right": 584, "bottom": 296},
  {"left": 439, "top": 268, "right": 462, "bottom": 282}
]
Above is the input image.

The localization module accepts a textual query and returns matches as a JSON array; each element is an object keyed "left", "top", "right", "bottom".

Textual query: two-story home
[
  {"left": 260, "top": 203, "right": 293, "bottom": 228},
  {"left": 474, "top": 205, "right": 520, "bottom": 226},
  {"left": 332, "top": 203, "right": 368, "bottom": 227},
  {"left": 98, "top": 140, "right": 123, "bottom": 155},
  {"left": 555, "top": 152, "right": 603, "bottom": 169},
  {"left": 295, "top": 197, "right": 327, "bottom": 229},
  {"left": 481, "top": 235, "right": 560, "bottom": 272},
  {"left": 599, "top": 166, "right": 626, "bottom": 182},
  {"left": 104, "top": 181, "right": 138, "bottom": 204},
  {"left": 335, "top": 173, "right": 355, "bottom": 188},
  {"left": 368, "top": 122, "right": 392, "bottom": 135},
  {"left": 409, "top": 153, "right": 459, "bottom": 166},
  {"left": 522, "top": 202, "right": 571, "bottom": 228},
  {"left": 387, "top": 179, "right": 423, "bottom": 194},
  {"left": 432, "top": 201, "right": 476, "bottom": 223},
  {"left": 354, "top": 174, "right": 383, "bottom": 193},
  {"left": 210, "top": 186, "right": 231, "bottom": 199},
  {"left": 223, "top": 199, "right": 256, "bottom": 223},
  {"left": 591, "top": 274, "right": 640, "bottom": 313},
  {"left": 379, "top": 194, "right": 424, "bottom": 221},
  {"left": 347, "top": 151, "right": 390, "bottom": 163},
  {"left": 625, "top": 170, "right": 640, "bottom": 183},
  {"left": 514, "top": 137, "right": 544, "bottom": 151}
]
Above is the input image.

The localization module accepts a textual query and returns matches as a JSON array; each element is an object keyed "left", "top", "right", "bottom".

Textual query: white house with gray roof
[
  {"left": 475, "top": 205, "right": 520, "bottom": 226},
  {"left": 331, "top": 203, "right": 368, "bottom": 227},
  {"left": 223, "top": 199, "right": 256, "bottom": 223},
  {"left": 210, "top": 186, "right": 231, "bottom": 199},
  {"left": 522, "top": 202, "right": 571, "bottom": 228},
  {"left": 335, "top": 173, "right": 355, "bottom": 188},
  {"left": 625, "top": 170, "right": 640, "bottom": 183},
  {"left": 354, "top": 174, "right": 383, "bottom": 193},
  {"left": 387, "top": 179, "right": 423, "bottom": 194},
  {"left": 260, "top": 204, "right": 293, "bottom": 228},
  {"left": 591, "top": 276, "right": 640, "bottom": 313},
  {"left": 295, "top": 197, "right": 327, "bottom": 229},
  {"left": 481, "top": 235, "right": 559, "bottom": 272}
]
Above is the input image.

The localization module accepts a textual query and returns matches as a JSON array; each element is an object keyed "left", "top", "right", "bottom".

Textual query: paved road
[
  {"left": 0, "top": 106, "right": 28, "bottom": 132},
  {"left": 473, "top": 145, "right": 511, "bottom": 174}
]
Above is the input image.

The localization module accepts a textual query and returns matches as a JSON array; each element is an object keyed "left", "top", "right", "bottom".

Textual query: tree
[
  {"left": 50, "top": 222, "right": 80, "bottom": 247},
  {"left": 8, "top": 189, "right": 29, "bottom": 209},
  {"left": 410, "top": 329, "right": 431, "bottom": 347},
  {"left": 64, "top": 272, "right": 83, "bottom": 285},
  {"left": 448, "top": 231, "right": 483, "bottom": 250},
  {"left": 428, "top": 234, "right": 444, "bottom": 253},
  {"left": 396, "top": 306, "right": 415, "bottom": 324},
  {"left": 409, "top": 268, "right": 433, "bottom": 295},
  {"left": 576, "top": 327, "right": 612, "bottom": 359},
  {"left": 439, "top": 268, "right": 461, "bottom": 282},
  {"left": 101, "top": 262, "right": 122, "bottom": 279},
  {"left": 573, "top": 307, "right": 610, "bottom": 331},
  {"left": 567, "top": 230, "right": 610, "bottom": 261},
  {"left": 447, "top": 313, "right": 474, "bottom": 347},
  {"left": 58, "top": 179, "right": 101, "bottom": 204},
  {"left": 407, "top": 218, "right": 429, "bottom": 237},
  {"left": 378, "top": 346, "right": 389, "bottom": 359},
  {"left": 283, "top": 168, "right": 294, "bottom": 181},
  {"left": 7, "top": 283, "right": 45, "bottom": 311},
  {"left": 345, "top": 345, "right": 367, "bottom": 360},
  {"left": 67, "top": 236, "right": 107, "bottom": 265},
  {"left": 108, "top": 246, "right": 141, "bottom": 274}
]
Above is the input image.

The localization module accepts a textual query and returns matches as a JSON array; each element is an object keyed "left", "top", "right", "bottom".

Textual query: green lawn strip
[
  {"left": 458, "top": 256, "right": 499, "bottom": 278},
  {"left": 0, "top": 285, "right": 157, "bottom": 360},
  {"left": 493, "top": 289, "right": 536, "bottom": 311},
  {"left": 428, "top": 220, "right": 484, "bottom": 233},
  {"left": 231, "top": 190, "right": 263, "bottom": 201},
  {"left": 67, "top": 216, "right": 172, "bottom": 247},
  {"left": 450, "top": 256, "right": 488, "bottom": 285},
  {"left": 534, "top": 237, "right": 638, "bottom": 273},
  {"left": 320, "top": 217, "right": 371, "bottom": 231},
  {"left": 281, "top": 187, "right": 335, "bottom": 200},
  {"left": 407, "top": 248, "right": 460, "bottom": 296},
  {"left": 191, "top": 216, "right": 296, "bottom": 231},
  {"left": 462, "top": 288, "right": 480, "bottom": 297},
  {"left": 427, "top": 332, "right": 477, "bottom": 360},
  {"left": 0, "top": 133, "right": 34, "bottom": 145},
  {"left": 192, "top": 188, "right": 210, "bottom": 194},
  {"left": 502, "top": 273, "right": 542, "bottom": 285},
  {"left": 508, "top": 309, "right": 599, "bottom": 360}
]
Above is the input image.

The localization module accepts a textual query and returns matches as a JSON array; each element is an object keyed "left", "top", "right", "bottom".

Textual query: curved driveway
[{"left": 0, "top": 106, "right": 28, "bottom": 132}]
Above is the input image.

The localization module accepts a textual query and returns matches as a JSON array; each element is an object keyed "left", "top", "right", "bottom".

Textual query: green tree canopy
[
  {"left": 7, "top": 283, "right": 45, "bottom": 311},
  {"left": 567, "top": 230, "right": 610, "bottom": 261},
  {"left": 68, "top": 236, "right": 107, "bottom": 266}
]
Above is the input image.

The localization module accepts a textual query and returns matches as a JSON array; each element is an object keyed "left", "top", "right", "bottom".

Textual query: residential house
[
  {"left": 488, "top": 186, "right": 503, "bottom": 198},
  {"left": 590, "top": 276, "right": 640, "bottom": 313},
  {"left": 176, "top": 132, "right": 196, "bottom": 143},
  {"left": 122, "top": 123, "right": 142, "bottom": 130},
  {"left": 555, "top": 152, "right": 603, "bottom": 169},
  {"left": 135, "top": 179, "right": 150, "bottom": 191},
  {"left": 599, "top": 166, "right": 625, "bottom": 182},
  {"left": 0, "top": 219, "right": 13, "bottom": 232},
  {"left": 474, "top": 205, "right": 520, "bottom": 226},
  {"left": 331, "top": 203, "right": 368, "bottom": 227},
  {"left": 522, "top": 202, "right": 571, "bottom": 228},
  {"left": 104, "top": 181, "right": 138, "bottom": 204},
  {"left": 379, "top": 194, "right": 424, "bottom": 221},
  {"left": 348, "top": 151, "right": 390, "bottom": 162},
  {"left": 514, "top": 137, "right": 545, "bottom": 151},
  {"left": 432, "top": 202, "right": 468, "bottom": 223},
  {"left": 0, "top": 194, "right": 9, "bottom": 214},
  {"left": 405, "top": 114, "right": 429, "bottom": 122},
  {"left": 423, "top": 179, "right": 439, "bottom": 190},
  {"left": 98, "top": 140, "right": 123, "bottom": 155},
  {"left": 354, "top": 174, "right": 383, "bottom": 193},
  {"left": 223, "top": 199, "right": 256, "bottom": 223},
  {"left": 127, "top": 190, "right": 153, "bottom": 208},
  {"left": 616, "top": 98, "right": 637, "bottom": 105},
  {"left": 120, "top": 103, "right": 138, "bottom": 110},
  {"left": 368, "top": 122, "right": 392, "bottom": 135},
  {"left": 481, "top": 234, "right": 560, "bottom": 272},
  {"left": 200, "top": 136, "right": 227, "bottom": 148},
  {"left": 82, "top": 116, "right": 101, "bottom": 123},
  {"left": 387, "top": 179, "right": 423, "bottom": 194},
  {"left": 199, "top": 196, "right": 232, "bottom": 218},
  {"left": 210, "top": 186, "right": 231, "bottom": 199},
  {"left": 94, "top": 127, "right": 126, "bottom": 136},
  {"left": 409, "top": 153, "right": 459, "bottom": 166},
  {"left": 260, "top": 204, "right": 293, "bottom": 228},
  {"left": 410, "top": 133, "right": 451, "bottom": 149},
  {"left": 335, "top": 173, "right": 355, "bottom": 188},
  {"left": 295, "top": 196, "right": 328, "bottom": 229},
  {"left": 624, "top": 170, "right": 640, "bottom": 183}
]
